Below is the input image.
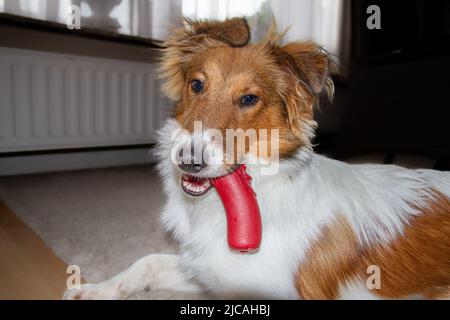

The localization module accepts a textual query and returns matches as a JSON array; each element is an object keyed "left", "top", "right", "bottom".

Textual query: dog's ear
[
  {"left": 189, "top": 18, "right": 251, "bottom": 47},
  {"left": 271, "top": 41, "right": 336, "bottom": 139},
  {"left": 159, "top": 18, "right": 250, "bottom": 101},
  {"left": 274, "top": 41, "right": 335, "bottom": 97}
]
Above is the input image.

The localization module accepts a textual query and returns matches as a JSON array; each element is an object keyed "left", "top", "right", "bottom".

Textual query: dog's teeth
[{"left": 181, "top": 175, "right": 211, "bottom": 196}]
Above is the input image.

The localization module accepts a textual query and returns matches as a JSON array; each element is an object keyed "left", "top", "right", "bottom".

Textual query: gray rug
[
  {"left": 0, "top": 165, "right": 207, "bottom": 300},
  {"left": 0, "top": 154, "right": 434, "bottom": 299}
]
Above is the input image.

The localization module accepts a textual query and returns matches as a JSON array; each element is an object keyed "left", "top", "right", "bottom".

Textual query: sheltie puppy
[{"left": 65, "top": 18, "right": 450, "bottom": 300}]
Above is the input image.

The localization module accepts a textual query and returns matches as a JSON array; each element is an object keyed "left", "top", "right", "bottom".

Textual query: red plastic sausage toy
[{"left": 211, "top": 165, "right": 262, "bottom": 253}]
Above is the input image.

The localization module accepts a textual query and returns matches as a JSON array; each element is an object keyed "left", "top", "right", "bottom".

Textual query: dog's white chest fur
[{"left": 161, "top": 173, "right": 320, "bottom": 299}]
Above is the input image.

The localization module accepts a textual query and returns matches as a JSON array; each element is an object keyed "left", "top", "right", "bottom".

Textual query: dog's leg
[{"left": 63, "top": 254, "right": 201, "bottom": 300}]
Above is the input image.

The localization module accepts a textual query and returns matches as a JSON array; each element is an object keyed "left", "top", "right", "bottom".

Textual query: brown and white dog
[{"left": 64, "top": 18, "right": 450, "bottom": 300}]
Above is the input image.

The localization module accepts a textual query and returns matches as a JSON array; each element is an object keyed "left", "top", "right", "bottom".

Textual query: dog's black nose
[{"left": 179, "top": 162, "right": 207, "bottom": 174}]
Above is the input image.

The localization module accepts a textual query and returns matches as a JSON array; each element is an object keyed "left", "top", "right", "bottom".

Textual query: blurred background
[{"left": 0, "top": 0, "right": 449, "bottom": 299}]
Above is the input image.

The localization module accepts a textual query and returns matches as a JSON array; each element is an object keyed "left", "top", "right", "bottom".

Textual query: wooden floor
[{"left": 0, "top": 200, "right": 68, "bottom": 299}]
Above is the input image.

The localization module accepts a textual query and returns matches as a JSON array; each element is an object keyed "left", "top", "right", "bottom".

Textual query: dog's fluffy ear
[
  {"left": 270, "top": 41, "right": 336, "bottom": 140},
  {"left": 159, "top": 18, "right": 250, "bottom": 101},
  {"left": 274, "top": 41, "right": 335, "bottom": 97},
  {"left": 189, "top": 18, "right": 251, "bottom": 47}
]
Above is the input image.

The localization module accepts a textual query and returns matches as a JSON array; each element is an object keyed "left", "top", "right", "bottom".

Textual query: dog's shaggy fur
[{"left": 65, "top": 18, "right": 450, "bottom": 300}]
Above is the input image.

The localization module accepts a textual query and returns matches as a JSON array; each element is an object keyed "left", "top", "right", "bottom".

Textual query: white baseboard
[{"left": 0, "top": 148, "right": 156, "bottom": 176}]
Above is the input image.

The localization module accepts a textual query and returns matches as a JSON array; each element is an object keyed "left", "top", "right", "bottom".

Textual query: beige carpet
[{"left": 0, "top": 154, "right": 435, "bottom": 299}]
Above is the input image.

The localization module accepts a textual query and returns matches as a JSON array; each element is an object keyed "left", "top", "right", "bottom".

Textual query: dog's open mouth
[{"left": 181, "top": 174, "right": 213, "bottom": 197}]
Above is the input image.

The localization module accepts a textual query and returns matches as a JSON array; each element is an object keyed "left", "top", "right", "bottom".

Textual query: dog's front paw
[{"left": 63, "top": 283, "right": 125, "bottom": 300}]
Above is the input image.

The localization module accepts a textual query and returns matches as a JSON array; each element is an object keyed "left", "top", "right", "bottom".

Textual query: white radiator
[{"left": 0, "top": 47, "right": 168, "bottom": 153}]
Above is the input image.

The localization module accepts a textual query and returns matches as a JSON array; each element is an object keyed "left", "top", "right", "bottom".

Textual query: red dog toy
[{"left": 211, "top": 165, "right": 262, "bottom": 253}]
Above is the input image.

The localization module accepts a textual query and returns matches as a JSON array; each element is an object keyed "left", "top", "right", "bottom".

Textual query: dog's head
[{"left": 159, "top": 18, "right": 335, "bottom": 194}]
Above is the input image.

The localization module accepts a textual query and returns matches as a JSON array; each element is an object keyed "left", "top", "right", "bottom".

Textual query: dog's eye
[
  {"left": 191, "top": 80, "right": 204, "bottom": 93},
  {"left": 240, "top": 95, "right": 258, "bottom": 107}
]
